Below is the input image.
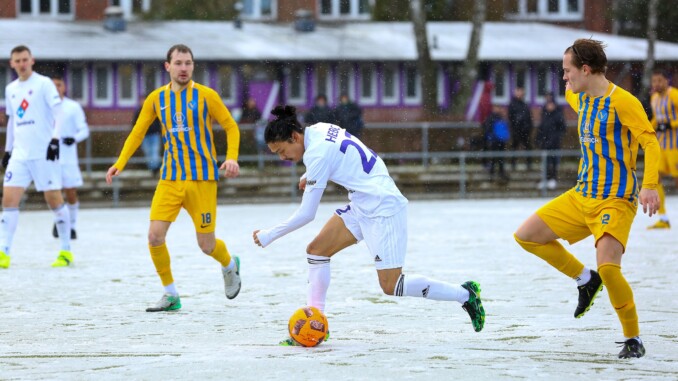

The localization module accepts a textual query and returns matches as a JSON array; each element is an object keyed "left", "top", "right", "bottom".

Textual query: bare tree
[
  {"left": 410, "top": 0, "right": 438, "bottom": 119},
  {"left": 641, "top": 0, "right": 658, "bottom": 97},
  {"left": 451, "top": 0, "right": 486, "bottom": 117}
]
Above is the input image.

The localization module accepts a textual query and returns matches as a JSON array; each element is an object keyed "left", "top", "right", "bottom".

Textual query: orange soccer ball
[{"left": 288, "top": 306, "right": 329, "bottom": 347}]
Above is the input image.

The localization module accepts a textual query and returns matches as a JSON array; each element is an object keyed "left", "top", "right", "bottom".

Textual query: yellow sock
[
  {"left": 514, "top": 234, "right": 585, "bottom": 279},
  {"left": 658, "top": 182, "right": 666, "bottom": 215},
  {"left": 209, "top": 239, "right": 232, "bottom": 268},
  {"left": 149, "top": 243, "right": 173, "bottom": 287},
  {"left": 598, "top": 263, "right": 639, "bottom": 338}
]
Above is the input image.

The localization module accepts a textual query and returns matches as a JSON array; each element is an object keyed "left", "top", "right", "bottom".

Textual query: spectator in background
[
  {"left": 305, "top": 94, "right": 335, "bottom": 125},
  {"left": 132, "top": 97, "right": 162, "bottom": 176},
  {"left": 334, "top": 93, "right": 364, "bottom": 138},
  {"left": 482, "top": 104, "right": 510, "bottom": 182},
  {"left": 535, "top": 92, "right": 567, "bottom": 190},
  {"left": 240, "top": 96, "right": 262, "bottom": 124},
  {"left": 508, "top": 87, "right": 534, "bottom": 171}
]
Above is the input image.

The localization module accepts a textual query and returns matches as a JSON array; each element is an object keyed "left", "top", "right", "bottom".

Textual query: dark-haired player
[
  {"left": 253, "top": 105, "right": 485, "bottom": 345},
  {"left": 515, "top": 38, "right": 660, "bottom": 358}
]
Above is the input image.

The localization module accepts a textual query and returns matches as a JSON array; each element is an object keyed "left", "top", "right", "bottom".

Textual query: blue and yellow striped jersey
[
  {"left": 114, "top": 81, "right": 240, "bottom": 181},
  {"left": 566, "top": 82, "right": 659, "bottom": 202},
  {"left": 650, "top": 86, "right": 678, "bottom": 150}
]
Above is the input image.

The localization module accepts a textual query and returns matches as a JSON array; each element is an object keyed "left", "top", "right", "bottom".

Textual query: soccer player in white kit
[
  {"left": 0, "top": 45, "right": 72, "bottom": 268},
  {"left": 50, "top": 75, "right": 90, "bottom": 240},
  {"left": 253, "top": 106, "right": 485, "bottom": 345}
]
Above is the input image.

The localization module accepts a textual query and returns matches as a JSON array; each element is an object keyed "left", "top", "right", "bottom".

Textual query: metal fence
[{"left": 2, "top": 122, "right": 587, "bottom": 203}]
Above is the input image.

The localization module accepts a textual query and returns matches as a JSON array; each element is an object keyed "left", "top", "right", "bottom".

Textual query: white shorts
[
  {"left": 337, "top": 204, "right": 408, "bottom": 270},
  {"left": 4, "top": 158, "right": 63, "bottom": 192},
  {"left": 61, "top": 163, "right": 83, "bottom": 188}
]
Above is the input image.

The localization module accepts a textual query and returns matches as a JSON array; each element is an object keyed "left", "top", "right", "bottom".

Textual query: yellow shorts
[
  {"left": 150, "top": 180, "right": 218, "bottom": 233},
  {"left": 658, "top": 147, "right": 678, "bottom": 177},
  {"left": 536, "top": 188, "right": 637, "bottom": 251}
]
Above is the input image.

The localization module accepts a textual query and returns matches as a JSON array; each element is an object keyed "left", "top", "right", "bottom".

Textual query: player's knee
[
  {"left": 148, "top": 231, "right": 165, "bottom": 246},
  {"left": 199, "top": 241, "right": 215, "bottom": 255},
  {"left": 379, "top": 279, "right": 396, "bottom": 296},
  {"left": 306, "top": 240, "right": 321, "bottom": 255}
]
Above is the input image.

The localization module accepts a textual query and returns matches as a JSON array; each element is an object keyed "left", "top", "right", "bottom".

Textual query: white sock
[
  {"left": 164, "top": 283, "right": 178, "bottom": 296},
  {"left": 659, "top": 214, "right": 669, "bottom": 222},
  {"left": 67, "top": 202, "right": 79, "bottom": 231},
  {"left": 0, "top": 208, "right": 20, "bottom": 254},
  {"left": 394, "top": 274, "right": 469, "bottom": 303},
  {"left": 575, "top": 267, "right": 591, "bottom": 286},
  {"left": 307, "top": 254, "right": 331, "bottom": 312},
  {"left": 222, "top": 258, "right": 235, "bottom": 271},
  {"left": 53, "top": 204, "right": 71, "bottom": 251}
]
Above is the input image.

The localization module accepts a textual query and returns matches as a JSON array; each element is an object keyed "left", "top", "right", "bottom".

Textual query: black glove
[
  {"left": 46, "top": 138, "right": 60, "bottom": 161},
  {"left": 657, "top": 123, "right": 669, "bottom": 132},
  {"left": 2, "top": 152, "right": 10, "bottom": 169},
  {"left": 62, "top": 137, "right": 76, "bottom": 146}
]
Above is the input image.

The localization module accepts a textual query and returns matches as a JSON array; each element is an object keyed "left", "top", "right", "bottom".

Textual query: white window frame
[
  {"left": 318, "top": 0, "right": 371, "bottom": 20},
  {"left": 313, "top": 63, "right": 333, "bottom": 104},
  {"left": 534, "top": 63, "right": 553, "bottom": 104},
  {"left": 67, "top": 64, "right": 88, "bottom": 105},
  {"left": 380, "top": 63, "right": 400, "bottom": 106},
  {"left": 16, "top": 0, "right": 74, "bottom": 19},
  {"left": 335, "top": 63, "right": 355, "bottom": 106},
  {"left": 116, "top": 63, "right": 137, "bottom": 107},
  {"left": 512, "top": 64, "right": 531, "bottom": 104},
  {"left": 505, "top": 0, "right": 583, "bottom": 21},
  {"left": 358, "top": 64, "right": 377, "bottom": 105},
  {"left": 217, "top": 65, "right": 236, "bottom": 105},
  {"left": 491, "top": 64, "right": 510, "bottom": 105},
  {"left": 0, "top": 65, "right": 11, "bottom": 107},
  {"left": 403, "top": 64, "right": 421, "bottom": 106},
  {"left": 437, "top": 66, "right": 445, "bottom": 106},
  {"left": 285, "top": 64, "right": 307, "bottom": 106},
  {"left": 241, "top": 0, "right": 277, "bottom": 20},
  {"left": 92, "top": 64, "right": 113, "bottom": 107}
]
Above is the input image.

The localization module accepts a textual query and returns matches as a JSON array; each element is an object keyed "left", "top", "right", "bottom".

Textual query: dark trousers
[
  {"left": 510, "top": 126, "right": 533, "bottom": 169},
  {"left": 545, "top": 152, "right": 560, "bottom": 180},
  {"left": 489, "top": 141, "right": 507, "bottom": 179}
]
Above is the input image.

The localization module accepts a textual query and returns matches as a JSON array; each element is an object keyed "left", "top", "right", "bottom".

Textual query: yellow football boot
[
  {"left": 647, "top": 220, "right": 670, "bottom": 230},
  {"left": 51, "top": 250, "right": 74, "bottom": 267},
  {"left": 0, "top": 251, "right": 10, "bottom": 269}
]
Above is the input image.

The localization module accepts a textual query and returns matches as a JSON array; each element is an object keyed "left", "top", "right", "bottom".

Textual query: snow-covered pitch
[{"left": 1, "top": 197, "right": 676, "bottom": 380}]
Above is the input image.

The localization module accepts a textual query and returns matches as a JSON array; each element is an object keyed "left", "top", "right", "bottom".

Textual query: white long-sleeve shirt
[
  {"left": 256, "top": 123, "right": 407, "bottom": 247},
  {"left": 58, "top": 97, "right": 89, "bottom": 165}
]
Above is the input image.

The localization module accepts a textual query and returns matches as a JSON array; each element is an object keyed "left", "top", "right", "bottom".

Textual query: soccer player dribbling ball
[
  {"left": 514, "top": 38, "right": 660, "bottom": 359},
  {"left": 253, "top": 105, "right": 485, "bottom": 345},
  {"left": 106, "top": 44, "right": 242, "bottom": 312}
]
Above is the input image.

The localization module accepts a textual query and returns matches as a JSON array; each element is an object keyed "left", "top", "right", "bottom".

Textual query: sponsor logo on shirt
[
  {"left": 188, "top": 100, "right": 197, "bottom": 110},
  {"left": 16, "top": 99, "right": 29, "bottom": 118},
  {"left": 169, "top": 112, "right": 192, "bottom": 132},
  {"left": 580, "top": 121, "right": 600, "bottom": 144},
  {"left": 306, "top": 180, "right": 317, "bottom": 186}
]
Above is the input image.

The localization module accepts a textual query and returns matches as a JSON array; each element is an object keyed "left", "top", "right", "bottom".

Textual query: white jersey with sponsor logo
[
  {"left": 4, "top": 72, "right": 61, "bottom": 160},
  {"left": 59, "top": 97, "right": 89, "bottom": 165},
  {"left": 303, "top": 123, "right": 407, "bottom": 217}
]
